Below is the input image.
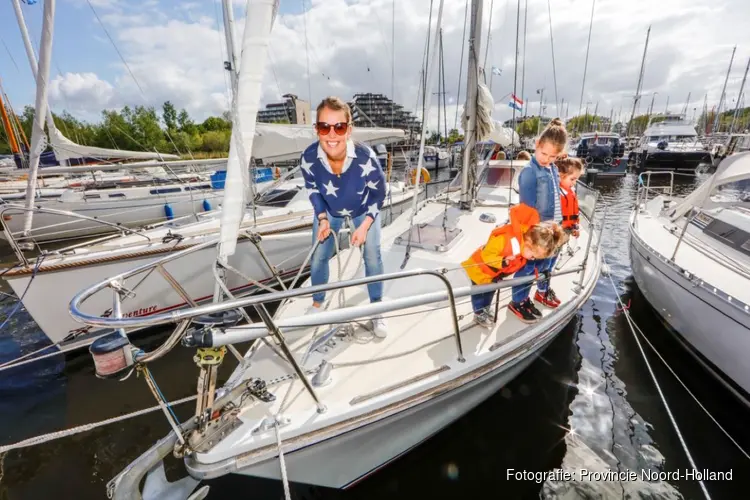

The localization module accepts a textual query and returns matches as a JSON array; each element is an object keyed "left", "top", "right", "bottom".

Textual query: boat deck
[{"left": 196, "top": 193, "right": 600, "bottom": 466}]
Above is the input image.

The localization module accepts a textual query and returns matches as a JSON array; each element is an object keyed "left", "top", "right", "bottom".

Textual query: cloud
[
  {"left": 45, "top": 0, "right": 750, "bottom": 133},
  {"left": 48, "top": 72, "right": 114, "bottom": 118}
]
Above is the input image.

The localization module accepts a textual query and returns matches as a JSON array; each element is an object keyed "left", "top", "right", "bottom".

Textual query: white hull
[
  {"left": 629, "top": 217, "right": 750, "bottom": 398},
  {"left": 232, "top": 328, "right": 560, "bottom": 488},
  {"left": 1, "top": 188, "right": 225, "bottom": 242},
  {"left": 4, "top": 185, "right": 416, "bottom": 350}
]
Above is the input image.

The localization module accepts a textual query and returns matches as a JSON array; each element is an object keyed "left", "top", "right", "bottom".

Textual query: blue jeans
[
  {"left": 310, "top": 212, "right": 383, "bottom": 304},
  {"left": 471, "top": 288, "right": 495, "bottom": 314},
  {"left": 511, "top": 254, "right": 558, "bottom": 303}
]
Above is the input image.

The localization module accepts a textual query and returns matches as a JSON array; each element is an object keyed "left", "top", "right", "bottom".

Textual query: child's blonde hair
[
  {"left": 516, "top": 150, "right": 531, "bottom": 160},
  {"left": 537, "top": 118, "right": 568, "bottom": 152},
  {"left": 523, "top": 221, "right": 566, "bottom": 256}
]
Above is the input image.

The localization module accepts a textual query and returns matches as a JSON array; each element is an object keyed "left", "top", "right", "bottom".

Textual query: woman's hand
[
  {"left": 351, "top": 218, "right": 373, "bottom": 247},
  {"left": 317, "top": 219, "right": 331, "bottom": 241}
]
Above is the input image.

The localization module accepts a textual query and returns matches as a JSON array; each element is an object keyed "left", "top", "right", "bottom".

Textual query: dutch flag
[{"left": 508, "top": 94, "right": 523, "bottom": 112}]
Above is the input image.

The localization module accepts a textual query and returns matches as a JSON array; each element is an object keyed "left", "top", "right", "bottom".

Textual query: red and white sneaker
[{"left": 534, "top": 289, "right": 561, "bottom": 308}]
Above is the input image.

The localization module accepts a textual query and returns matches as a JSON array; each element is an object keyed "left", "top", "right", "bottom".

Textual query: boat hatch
[
  {"left": 393, "top": 214, "right": 463, "bottom": 252},
  {"left": 702, "top": 218, "right": 750, "bottom": 258}
]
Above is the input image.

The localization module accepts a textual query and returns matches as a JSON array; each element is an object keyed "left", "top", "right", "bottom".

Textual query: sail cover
[
  {"left": 218, "top": 0, "right": 279, "bottom": 260},
  {"left": 49, "top": 127, "right": 179, "bottom": 163},
  {"left": 253, "top": 123, "right": 405, "bottom": 163}
]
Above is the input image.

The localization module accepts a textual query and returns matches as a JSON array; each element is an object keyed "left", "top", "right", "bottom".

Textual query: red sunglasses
[{"left": 315, "top": 121, "right": 350, "bottom": 136}]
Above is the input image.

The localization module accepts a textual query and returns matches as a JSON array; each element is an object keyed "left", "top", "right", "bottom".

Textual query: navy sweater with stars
[{"left": 299, "top": 140, "right": 387, "bottom": 221}]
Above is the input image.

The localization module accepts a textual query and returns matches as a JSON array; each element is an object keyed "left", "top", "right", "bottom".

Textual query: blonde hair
[
  {"left": 538, "top": 118, "right": 568, "bottom": 152},
  {"left": 516, "top": 150, "right": 531, "bottom": 160},
  {"left": 523, "top": 221, "right": 567, "bottom": 255},
  {"left": 316, "top": 96, "right": 352, "bottom": 123},
  {"left": 556, "top": 157, "right": 585, "bottom": 176}
]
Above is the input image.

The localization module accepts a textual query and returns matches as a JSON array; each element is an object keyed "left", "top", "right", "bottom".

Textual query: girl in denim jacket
[{"left": 508, "top": 118, "right": 569, "bottom": 323}]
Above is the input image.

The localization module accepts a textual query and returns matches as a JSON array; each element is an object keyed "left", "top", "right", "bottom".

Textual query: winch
[{"left": 89, "top": 332, "right": 141, "bottom": 379}]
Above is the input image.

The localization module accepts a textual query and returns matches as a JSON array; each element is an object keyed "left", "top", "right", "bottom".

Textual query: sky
[{"left": 1, "top": 0, "right": 750, "bottom": 133}]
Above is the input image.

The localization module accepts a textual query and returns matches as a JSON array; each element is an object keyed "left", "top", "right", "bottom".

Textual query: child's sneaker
[
  {"left": 534, "top": 289, "right": 561, "bottom": 308},
  {"left": 525, "top": 299, "right": 543, "bottom": 318},
  {"left": 508, "top": 301, "right": 539, "bottom": 324},
  {"left": 473, "top": 310, "right": 495, "bottom": 328}
]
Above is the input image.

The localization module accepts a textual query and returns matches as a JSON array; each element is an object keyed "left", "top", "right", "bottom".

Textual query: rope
[
  {"left": 604, "top": 255, "right": 750, "bottom": 462},
  {"left": 274, "top": 418, "right": 292, "bottom": 500},
  {"left": 602, "top": 254, "right": 711, "bottom": 499},
  {"left": 0, "top": 394, "right": 197, "bottom": 454}
]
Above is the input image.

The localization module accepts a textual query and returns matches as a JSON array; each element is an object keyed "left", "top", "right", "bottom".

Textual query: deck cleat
[{"left": 247, "top": 377, "right": 276, "bottom": 403}]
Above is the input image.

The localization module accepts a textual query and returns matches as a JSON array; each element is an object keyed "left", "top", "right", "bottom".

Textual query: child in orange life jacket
[
  {"left": 461, "top": 204, "right": 560, "bottom": 327},
  {"left": 556, "top": 158, "right": 584, "bottom": 238}
]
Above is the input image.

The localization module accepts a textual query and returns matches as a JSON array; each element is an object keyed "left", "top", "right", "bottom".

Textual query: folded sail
[
  {"left": 48, "top": 127, "right": 179, "bottom": 164},
  {"left": 218, "top": 0, "right": 279, "bottom": 260}
]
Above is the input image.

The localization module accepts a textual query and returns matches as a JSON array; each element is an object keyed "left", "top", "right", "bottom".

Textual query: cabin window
[
  {"left": 84, "top": 194, "right": 101, "bottom": 199},
  {"left": 256, "top": 187, "right": 302, "bottom": 207},
  {"left": 184, "top": 185, "right": 211, "bottom": 191},
  {"left": 150, "top": 187, "right": 182, "bottom": 194},
  {"left": 703, "top": 219, "right": 750, "bottom": 257},
  {"left": 109, "top": 193, "right": 126, "bottom": 198}
]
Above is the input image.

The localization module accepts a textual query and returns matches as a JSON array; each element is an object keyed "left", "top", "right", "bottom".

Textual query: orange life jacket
[
  {"left": 560, "top": 186, "right": 579, "bottom": 229},
  {"left": 461, "top": 204, "right": 540, "bottom": 285}
]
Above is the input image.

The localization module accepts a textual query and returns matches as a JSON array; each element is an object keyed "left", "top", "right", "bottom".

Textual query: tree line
[{"left": 0, "top": 101, "right": 234, "bottom": 158}]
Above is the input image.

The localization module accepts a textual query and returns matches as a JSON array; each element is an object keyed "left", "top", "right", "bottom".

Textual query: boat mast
[
  {"left": 578, "top": 0, "right": 595, "bottom": 124},
  {"left": 221, "top": 0, "right": 239, "bottom": 98},
  {"left": 626, "top": 25, "right": 650, "bottom": 137},
  {"left": 712, "top": 45, "right": 736, "bottom": 135},
  {"left": 729, "top": 57, "right": 750, "bottom": 135},
  {"left": 11, "top": 0, "right": 59, "bottom": 158},
  {"left": 460, "top": 0, "right": 483, "bottom": 209},
  {"left": 681, "top": 91, "right": 691, "bottom": 119},
  {"left": 0, "top": 91, "right": 21, "bottom": 157},
  {"left": 23, "top": 0, "right": 56, "bottom": 235}
]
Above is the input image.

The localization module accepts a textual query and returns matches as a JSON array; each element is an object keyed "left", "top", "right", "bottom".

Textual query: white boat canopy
[
  {"left": 252, "top": 123, "right": 406, "bottom": 163},
  {"left": 669, "top": 151, "right": 750, "bottom": 221}
]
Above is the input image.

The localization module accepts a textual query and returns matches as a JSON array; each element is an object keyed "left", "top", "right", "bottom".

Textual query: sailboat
[
  {"left": 67, "top": 0, "right": 603, "bottom": 497},
  {"left": 630, "top": 156, "right": 750, "bottom": 404}
]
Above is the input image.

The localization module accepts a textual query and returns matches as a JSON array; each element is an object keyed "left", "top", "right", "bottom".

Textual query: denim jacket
[{"left": 518, "top": 156, "right": 560, "bottom": 221}]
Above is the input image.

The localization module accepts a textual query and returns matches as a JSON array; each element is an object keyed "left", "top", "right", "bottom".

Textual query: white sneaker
[
  {"left": 371, "top": 316, "right": 388, "bottom": 338},
  {"left": 473, "top": 311, "right": 494, "bottom": 328}
]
